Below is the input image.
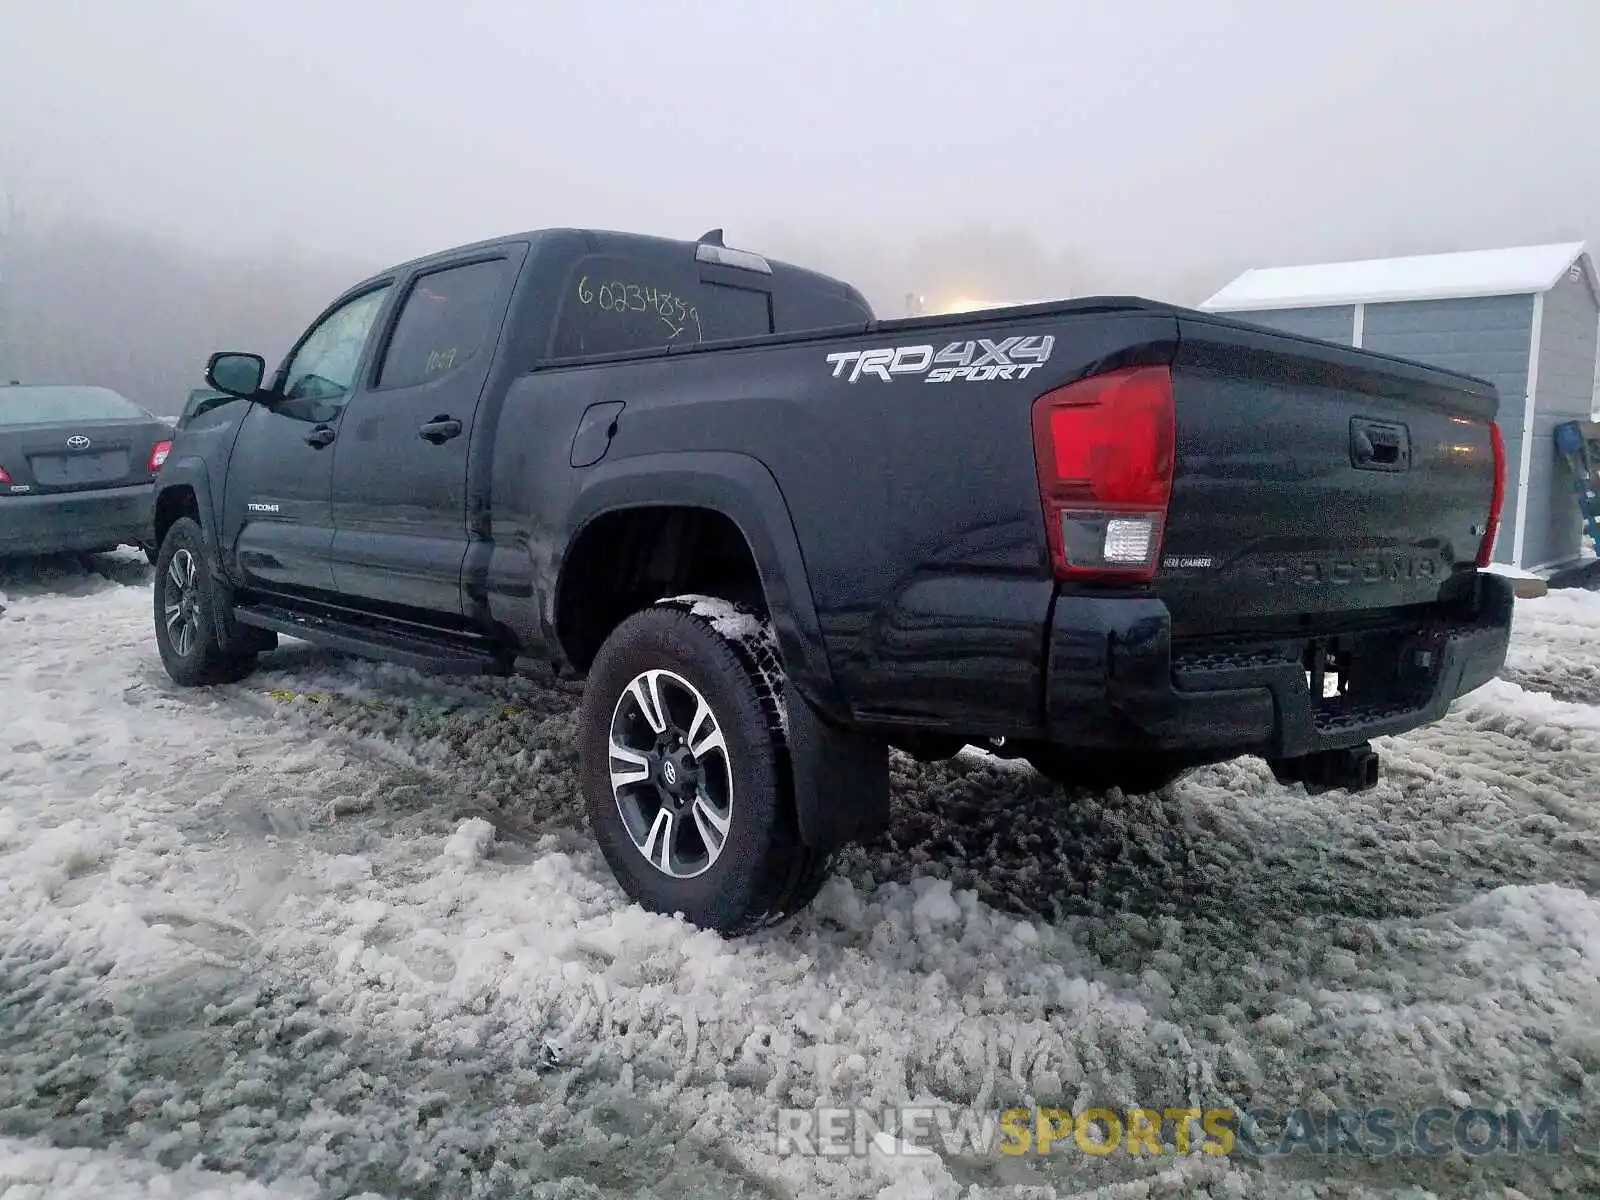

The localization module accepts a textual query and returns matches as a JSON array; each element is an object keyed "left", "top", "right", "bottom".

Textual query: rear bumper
[
  {"left": 1045, "top": 571, "right": 1513, "bottom": 759},
  {"left": 0, "top": 483, "right": 155, "bottom": 556}
]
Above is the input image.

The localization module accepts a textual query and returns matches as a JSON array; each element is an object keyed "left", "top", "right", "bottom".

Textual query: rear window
[
  {"left": 376, "top": 258, "right": 511, "bottom": 390},
  {"left": 0, "top": 385, "right": 149, "bottom": 426},
  {"left": 551, "top": 254, "right": 773, "bottom": 358}
]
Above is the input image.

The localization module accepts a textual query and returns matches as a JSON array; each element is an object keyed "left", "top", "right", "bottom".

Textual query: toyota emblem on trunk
[{"left": 66, "top": 434, "right": 91, "bottom": 450}]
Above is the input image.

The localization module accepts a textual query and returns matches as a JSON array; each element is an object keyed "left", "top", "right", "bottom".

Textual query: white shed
[{"left": 1202, "top": 242, "right": 1600, "bottom": 571}]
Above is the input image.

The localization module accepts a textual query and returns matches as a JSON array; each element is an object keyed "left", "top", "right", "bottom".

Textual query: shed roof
[{"left": 1201, "top": 242, "right": 1597, "bottom": 312}]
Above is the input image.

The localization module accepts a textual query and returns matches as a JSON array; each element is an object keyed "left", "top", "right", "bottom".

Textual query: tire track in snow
[
  {"left": 5, "top": 575, "right": 1600, "bottom": 1196},
  {"left": 218, "top": 596, "right": 1600, "bottom": 1196},
  {"left": 1500, "top": 584, "right": 1600, "bottom": 704},
  {"left": 1, "top": 587, "right": 788, "bottom": 1199}
]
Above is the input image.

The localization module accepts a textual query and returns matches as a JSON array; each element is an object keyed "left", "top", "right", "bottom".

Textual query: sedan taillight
[
  {"left": 0, "top": 464, "right": 11, "bottom": 484},
  {"left": 149, "top": 441, "right": 172, "bottom": 472}
]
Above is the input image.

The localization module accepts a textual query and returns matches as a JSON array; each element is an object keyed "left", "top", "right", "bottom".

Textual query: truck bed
[{"left": 497, "top": 291, "right": 1508, "bottom": 763}]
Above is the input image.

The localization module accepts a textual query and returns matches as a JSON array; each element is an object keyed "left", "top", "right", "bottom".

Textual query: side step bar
[{"left": 233, "top": 602, "right": 513, "bottom": 675}]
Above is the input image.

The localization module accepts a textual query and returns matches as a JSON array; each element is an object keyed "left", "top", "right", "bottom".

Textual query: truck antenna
[{"left": 697, "top": 228, "right": 725, "bottom": 247}]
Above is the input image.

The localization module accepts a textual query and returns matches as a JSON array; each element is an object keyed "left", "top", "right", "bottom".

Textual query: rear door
[
  {"left": 328, "top": 250, "right": 522, "bottom": 615},
  {"left": 221, "top": 284, "right": 393, "bottom": 596}
]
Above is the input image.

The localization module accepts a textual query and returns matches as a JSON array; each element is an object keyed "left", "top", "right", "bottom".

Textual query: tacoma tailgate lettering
[{"left": 1258, "top": 553, "right": 1441, "bottom": 587}]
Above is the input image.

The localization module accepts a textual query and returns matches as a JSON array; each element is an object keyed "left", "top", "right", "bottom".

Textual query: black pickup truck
[{"left": 150, "top": 227, "right": 1512, "bottom": 932}]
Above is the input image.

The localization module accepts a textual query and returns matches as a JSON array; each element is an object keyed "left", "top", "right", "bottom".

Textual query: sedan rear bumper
[{"left": 0, "top": 483, "right": 155, "bottom": 556}]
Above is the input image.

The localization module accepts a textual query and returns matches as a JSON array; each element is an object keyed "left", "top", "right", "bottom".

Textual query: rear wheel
[
  {"left": 152, "top": 517, "right": 259, "bottom": 686},
  {"left": 1023, "top": 745, "right": 1190, "bottom": 795},
  {"left": 578, "top": 598, "right": 831, "bottom": 934}
]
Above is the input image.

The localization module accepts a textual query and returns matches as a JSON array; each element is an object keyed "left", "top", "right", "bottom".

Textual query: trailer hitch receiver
[{"left": 1269, "top": 742, "right": 1380, "bottom": 795}]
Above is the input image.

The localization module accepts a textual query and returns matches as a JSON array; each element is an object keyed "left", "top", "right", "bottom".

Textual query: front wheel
[
  {"left": 152, "top": 517, "right": 259, "bottom": 686},
  {"left": 578, "top": 598, "right": 831, "bottom": 934}
]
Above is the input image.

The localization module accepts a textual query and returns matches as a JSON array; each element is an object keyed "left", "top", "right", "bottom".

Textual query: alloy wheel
[
  {"left": 162, "top": 548, "right": 201, "bottom": 658},
  {"left": 608, "top": 668, "right": 734, "bottom": 879}
]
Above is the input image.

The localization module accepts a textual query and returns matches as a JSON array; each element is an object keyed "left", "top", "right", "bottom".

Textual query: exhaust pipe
[{"left": 1269, "top": 742, "right": 1381, "bottom": 795}]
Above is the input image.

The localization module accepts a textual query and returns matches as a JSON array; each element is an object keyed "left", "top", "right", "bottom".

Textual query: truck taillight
[
  {"left": 1476, "top": 420, "right": 1506, "bottom": 568},
  {"left": 1031, "top": 365, "right": 1175, "bottom": 582},
  {"left": 149, "top": 441, "right": 172, "bottom": 472}
]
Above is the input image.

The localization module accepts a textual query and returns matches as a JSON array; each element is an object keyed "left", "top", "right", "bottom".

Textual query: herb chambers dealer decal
[{"left": 826, "top": 335, "right": 1055, "bottom": 384}]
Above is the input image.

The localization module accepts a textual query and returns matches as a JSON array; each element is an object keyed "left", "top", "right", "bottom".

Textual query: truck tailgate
[{"left": 1157, "top": 317, "right": 1501, "bottom": 638}]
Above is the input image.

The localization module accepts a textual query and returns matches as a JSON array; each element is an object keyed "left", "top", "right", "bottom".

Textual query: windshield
[{"left": 0, "top": 385, "right": 151, "bottom": 427}]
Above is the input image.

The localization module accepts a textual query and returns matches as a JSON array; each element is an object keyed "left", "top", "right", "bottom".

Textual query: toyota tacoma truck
[{"left": 149, "top": 227, "right": 1512, "bottom": 932}]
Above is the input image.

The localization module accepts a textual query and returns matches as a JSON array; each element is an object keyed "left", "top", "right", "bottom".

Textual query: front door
[
  {"left": 329, "top": 253, "right": 519, "bottom": 615},
  {"left": 221, "top": 284, "right": 392, "bottom": 596}
]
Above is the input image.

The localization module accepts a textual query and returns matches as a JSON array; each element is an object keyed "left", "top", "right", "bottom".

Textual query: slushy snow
[{"left": 2, "top": 550, "right": 1598, "bottom": 1198}]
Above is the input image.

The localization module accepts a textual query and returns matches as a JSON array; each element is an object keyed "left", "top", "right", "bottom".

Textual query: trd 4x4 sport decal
[{"left": 825, "top": 335, "right": 1056, "bottom": 384}]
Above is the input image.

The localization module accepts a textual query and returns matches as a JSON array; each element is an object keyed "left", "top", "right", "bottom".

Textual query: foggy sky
[{"left": 3, "top": 0, "right": 1599, "bottom": 363}]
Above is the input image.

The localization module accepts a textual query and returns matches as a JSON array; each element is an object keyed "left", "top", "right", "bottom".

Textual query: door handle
[
  {"left": 305, "top": 424, "right": 336, "bottom": 448},
  {"left": 419, "top": 416, "right": 463, "bottom": 445}
]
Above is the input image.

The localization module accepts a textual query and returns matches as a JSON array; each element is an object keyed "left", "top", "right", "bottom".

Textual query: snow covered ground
[{"left": 2, "top": 551, "right": 1597, "bottom": 1199}]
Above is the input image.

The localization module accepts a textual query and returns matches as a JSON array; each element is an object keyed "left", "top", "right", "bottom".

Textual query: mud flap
[
  {"left": 207, "top": 572, "right": 277, "bottom": 655},
  {"left": 786, "top": 688, "right": 889, "bottom": 851}
]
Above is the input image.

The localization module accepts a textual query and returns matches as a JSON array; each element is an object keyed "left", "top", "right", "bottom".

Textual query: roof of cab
[{"left": 353, "top": 228, "right": 867, "bottom": 305}]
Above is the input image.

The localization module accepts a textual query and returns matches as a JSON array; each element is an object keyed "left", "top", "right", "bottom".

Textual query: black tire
[
  {"left": 141, "top": 542, "right": 159, "bottom": 566},
  {"left": 152, "top": 517, "right": 259, "bottom": 686},
  {"left": 578, "top": 597, "right": 832, "bottom": 934},
  {"left": 1023, "top": 745, "right": 1190, "bottom": 795}
]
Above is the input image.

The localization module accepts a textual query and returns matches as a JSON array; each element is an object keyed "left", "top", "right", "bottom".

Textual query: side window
[
  {"left": 281, "top": 286, "right": 391, "bottom": 404},
  {"left": 376, "top": 259, "right": 510, "bottom": 391},
  {"left": 551, "top": 254, "right": 773, "bottom": 358}
]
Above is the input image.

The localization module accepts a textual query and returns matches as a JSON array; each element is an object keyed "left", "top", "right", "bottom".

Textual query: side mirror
[{"left": 205, "top": 352, "right": 267, "bottom": 399}]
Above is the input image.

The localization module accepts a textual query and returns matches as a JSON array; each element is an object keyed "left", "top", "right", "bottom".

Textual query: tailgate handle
[{"left": 1350, "top": 418, "right": 1410, "bottom": 472}]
